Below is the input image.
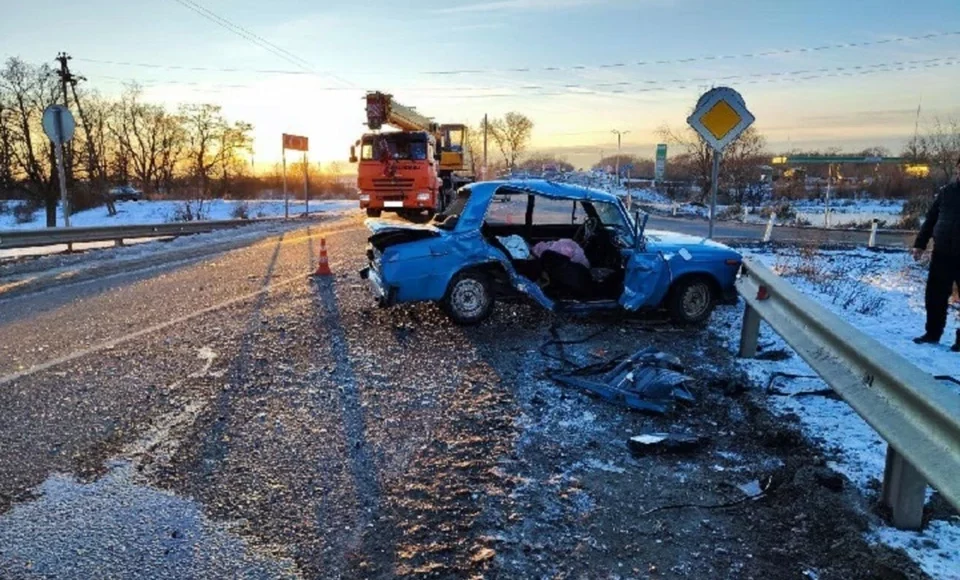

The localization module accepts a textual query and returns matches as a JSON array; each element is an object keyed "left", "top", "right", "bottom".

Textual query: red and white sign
[{"left": 282, "top": 133, "right": 309, "bottom": 152}]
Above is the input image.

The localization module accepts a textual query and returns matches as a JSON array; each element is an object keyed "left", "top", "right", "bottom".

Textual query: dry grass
[{"left": 774, "top": 246, "right": 888, "bottom": 316}]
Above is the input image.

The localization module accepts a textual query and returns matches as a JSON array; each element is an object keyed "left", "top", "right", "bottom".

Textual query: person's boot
[
  {"left": 913, "top": 333, "right": 941, "bottom": 344},
  {"left": 952, "top": 330, "right": 960, "bottom": 352}
]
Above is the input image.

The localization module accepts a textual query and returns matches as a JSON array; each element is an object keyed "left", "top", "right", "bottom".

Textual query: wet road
[{"left": 0, "top": 214, "right": 925, "bottom": 579}]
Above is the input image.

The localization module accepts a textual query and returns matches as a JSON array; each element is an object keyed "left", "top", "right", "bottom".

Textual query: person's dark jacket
[{"left": 915, "top": 182, "right": 960, "bottom": 256}]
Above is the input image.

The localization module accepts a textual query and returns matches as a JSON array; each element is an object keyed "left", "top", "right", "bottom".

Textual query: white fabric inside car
[{"left": 496, "top": 235, "right": 531, "bottom": 260}]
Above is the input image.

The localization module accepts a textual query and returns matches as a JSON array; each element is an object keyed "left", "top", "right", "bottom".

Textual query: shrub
[
  {"left": 760, "top": 202, "right": 797, "bottom": 222},
  {"left": 717, "top": 204, "right": 744, "bottom": 221},
  {"left": 775, "top": 248, "right": 887, "bottom": 316},
  {"left": 897, "top": 195, "right": 933, "bottom": 230},
  {"left": 12, "top": 202, "right": 37, "bottom": 224},
  {"left": 171, "top": 200, "right": 209, "bottom": 222},
  {"left": 230, "top": 201, "right": 250, "bottom": 220}
]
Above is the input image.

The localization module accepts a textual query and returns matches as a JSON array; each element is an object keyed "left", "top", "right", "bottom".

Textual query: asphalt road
[
  {"left": 0, "top": 214, "right": 925, "bottom": 579},
  {"left": 645, "top": 215, "right": 917, "bottom": 247}
]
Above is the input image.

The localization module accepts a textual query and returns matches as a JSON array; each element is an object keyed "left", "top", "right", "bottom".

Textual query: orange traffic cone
[{"left": 313, "top": 237, "right": 332, "bottom": 276}]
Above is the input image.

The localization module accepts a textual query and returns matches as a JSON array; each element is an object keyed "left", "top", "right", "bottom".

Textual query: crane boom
[{"left": 365, "top": 92, "right": 436, "bottom": 132}]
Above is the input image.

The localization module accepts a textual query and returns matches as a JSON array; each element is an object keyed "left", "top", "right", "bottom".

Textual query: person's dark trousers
[{"left": 925, "top": 251, "right": 960, "bottom": 339}]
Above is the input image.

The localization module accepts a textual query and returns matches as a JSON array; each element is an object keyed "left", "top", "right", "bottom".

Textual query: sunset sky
[{"left": 2, "top": 0, "right": 959, "bottom": 169}]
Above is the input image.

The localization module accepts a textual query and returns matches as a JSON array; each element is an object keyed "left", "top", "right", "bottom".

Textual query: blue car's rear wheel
[
  {"left": 442, "top": 271, "right": 494, "bottom": 325},
  {"left": 668, "top": 277, "right": 716, "bottom": 325}
]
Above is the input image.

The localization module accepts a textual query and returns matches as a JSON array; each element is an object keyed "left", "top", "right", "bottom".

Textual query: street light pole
[{"left": 611, "top": 129, "right": 630, "bottom": 188}]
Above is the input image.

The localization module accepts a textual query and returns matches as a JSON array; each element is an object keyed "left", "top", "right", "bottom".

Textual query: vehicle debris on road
[
  {"left": 549, "top": 346, "right": 695, "bottom": 414},
  {"left": 628, "top": 432, "right": 710, "bottom": 455}
]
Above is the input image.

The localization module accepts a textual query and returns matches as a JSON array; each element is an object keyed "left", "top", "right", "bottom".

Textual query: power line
[
  {"left": 74, "top": 57, "right": 317, "bottom": 76},
  {"left": 76, "top": 29, "right": 960, "bottom": 79},
  {"left": 421, "top": 30, "right": 960, "bottom": 75},
  {"left": 81, "top": 55, "right": 960, "bottom": 95},
  {"left": 168, "top": 0, "right": 355, "bottom": 87},
  {"left": 84, "top": 55, "right": 960, "bottom": 101}
]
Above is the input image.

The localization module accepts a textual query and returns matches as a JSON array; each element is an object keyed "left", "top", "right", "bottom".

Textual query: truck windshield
[{"left": 361, "top": 134, "right": 429, "bottom": 161}]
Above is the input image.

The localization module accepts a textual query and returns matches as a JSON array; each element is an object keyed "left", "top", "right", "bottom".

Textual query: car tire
[
  {"left": 667, "top": 276, "right": 716, "bottom": 325},
  {"left": 366, "top": 208, "right": 382, "bottom": 218},
  {"left": 441, "top": 271, "right": 494, "bottom": 325}
]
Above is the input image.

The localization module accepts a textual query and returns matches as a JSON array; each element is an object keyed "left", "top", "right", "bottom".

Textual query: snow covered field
[
  {"left": 0, "top": 199, "right": 356, "bottom": 231},
  {"left": 0, "top": 199, "right": 356, "bottom": 260},
  {"left": 716, "top": 246, "right": 960, "bottom": 579}
]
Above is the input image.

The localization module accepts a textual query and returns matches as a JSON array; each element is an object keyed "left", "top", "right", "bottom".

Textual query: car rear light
[
  {"left": 417, "top": 192, "right": 431, "bottom": 201},
  {"left": 725, "top": 259, "right": 741, "bottom": 266}
]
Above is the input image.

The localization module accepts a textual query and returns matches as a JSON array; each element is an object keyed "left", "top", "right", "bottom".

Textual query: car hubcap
[
  {"left": 452, "top": 279, "right": 486, "bottom": 317},
  {"left": 682, "top": 284, "right": 709, "bottom": 318}
]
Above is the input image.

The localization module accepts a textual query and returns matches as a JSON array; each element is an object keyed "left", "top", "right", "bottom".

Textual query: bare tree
[
  {"left": 0, "top": 57, "right": 61, "bottom": 226},
  {"left": 69, "top": 84, "right": 116, "bottom": 215},
  {"left": 721, "top": 127, "right": 768, "bottom": 206},
  {"left": 111, "top": 86, "right": 184, "bottom": 193},
  {"left": 215, "top": 120, "right": 253, "bottom": 196},
  {"left": 0, "top": 85, "right": 14, "bottom": 197},
  {"left": 656, "top": 124, "right": 714, "bottom": 203},
  {"left": 657, "top": 123, "right": 769, "bottom": 205},
  {"left": 489, "top": 112, "right": 533, "bottom": 171},
  {"left": 923, "top": 116, "right": 960, "bottom": 184},
  {"left": 154, "top": 111, "right": 185, "bottom": 195},
  {"left": 180, "top": 103, "right": 224, "bottom": 202}
]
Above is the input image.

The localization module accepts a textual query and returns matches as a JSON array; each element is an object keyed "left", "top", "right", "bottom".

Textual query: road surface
[
  {"left": 0, "top": 214, "right": 924, "bottom": 579},
  {"left": 646, "top": 215, "right": 916, "bottom": 247}
]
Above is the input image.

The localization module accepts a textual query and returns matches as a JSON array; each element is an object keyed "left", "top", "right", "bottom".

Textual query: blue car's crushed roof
[{"left": 487, "top": 179, "right": 622, "bottom": 204}]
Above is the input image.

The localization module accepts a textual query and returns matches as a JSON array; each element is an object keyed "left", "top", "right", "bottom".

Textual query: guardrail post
[
  {"left": 762, "top": 214, "right": 775, "bottom": 243},
  {"left": 868, "top": 219, "right": 878, "bottom": 248},
  {"left": 881, "top": 445, "right": 927, "bottom": 530},
  {"left": 672, "top": 204, "right": 678, "bottom": 217},
  {"left": 739, "top": 304, "right": 761, "bottom": 358},
  {"left": 743, "top": 206, "right": 749, "bottom": 222}
]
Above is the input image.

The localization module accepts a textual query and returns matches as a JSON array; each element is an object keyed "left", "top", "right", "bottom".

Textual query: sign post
[
  {"left": 655, "top": 143, "right": 667, "bottom": 185},
  {"left": 686, "top": 87, "right": 754, "bottom": 239},
  {"left": 42, "top": 105, "right": 76, "bottom": 227},
  {"left": 281, "top": 133, "right": 309, "bottom": 220},
  {"left": 303, "top": 152, "right": 309, "bottom": 217}
]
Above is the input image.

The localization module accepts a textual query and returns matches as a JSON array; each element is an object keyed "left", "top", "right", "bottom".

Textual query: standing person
[{"left": 913, "top": 156, "right": 960, "bottom": 352}]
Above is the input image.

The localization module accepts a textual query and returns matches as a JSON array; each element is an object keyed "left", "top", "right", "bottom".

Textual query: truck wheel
[
  {"left": 442, "top": 271, "right": 494, "bottom": 325},
  {"left": 667, "top": 276, "right": 716, "bottom": 325},
  {"left": 366, "top": 208, "right": 382, "bottom": 218}
]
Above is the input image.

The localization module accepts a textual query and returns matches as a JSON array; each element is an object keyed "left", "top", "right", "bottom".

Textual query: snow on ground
[
  {"left": 715, "top": 245, "right": 960, "bottom": 579},
  {"left": 0, "top": 199, "right": 356, "bottom": 231},
  {"left": 0, "top": 200, "right": 356, "bottom": 261}
]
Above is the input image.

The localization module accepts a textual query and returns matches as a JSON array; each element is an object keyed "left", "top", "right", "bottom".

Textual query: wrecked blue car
[{"left": 360, "top": 180, "right": 742, "bottom": 325}]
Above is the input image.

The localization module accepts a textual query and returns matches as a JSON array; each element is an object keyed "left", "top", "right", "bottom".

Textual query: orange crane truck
[{"left": 349, "top": 92, "right": 472, "bottom": 222}]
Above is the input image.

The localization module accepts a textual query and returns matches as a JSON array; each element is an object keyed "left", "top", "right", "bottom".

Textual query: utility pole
[
  {"left": 482, "top": 113, "right": 488, "bottom": 180},
  {"left": 55, "top": 53, "right": 75, "bottom": 185},
  {"left": 611, "top": 129, "right": 630, "bottom": 188}
]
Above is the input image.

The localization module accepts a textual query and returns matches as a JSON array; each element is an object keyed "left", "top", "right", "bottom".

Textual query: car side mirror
[{"left": 349, "top": 145, "right": 357, "bottom": 164}]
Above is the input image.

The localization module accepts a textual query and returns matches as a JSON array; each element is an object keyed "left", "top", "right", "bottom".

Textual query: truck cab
[{"left": 354, "top": 131, "right": 440, "bottom": 221}]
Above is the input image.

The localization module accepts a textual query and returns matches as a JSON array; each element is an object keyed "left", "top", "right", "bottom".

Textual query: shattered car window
[{"left": 435, "top": 188, "right": 471, "bottom": 230}]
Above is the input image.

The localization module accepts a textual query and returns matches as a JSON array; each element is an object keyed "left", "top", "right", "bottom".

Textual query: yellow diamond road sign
[{"left": 687, "top": 87, "right": 754, "bottom": 152}]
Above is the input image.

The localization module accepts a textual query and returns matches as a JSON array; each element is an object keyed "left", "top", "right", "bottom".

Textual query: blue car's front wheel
[
  {"left": 441, "top": 271, "right": 494, "bottom": 325},
  {"left": 667, "top": 276, "right": 716, "bottom": 325}
]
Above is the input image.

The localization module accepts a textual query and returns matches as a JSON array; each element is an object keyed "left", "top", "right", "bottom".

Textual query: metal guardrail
[
  {"left": 0, "top": 218, "right": 280, "bottom": 250},
  {"left": 737, "top": 257, "right": 960, "bottom": 530}
]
